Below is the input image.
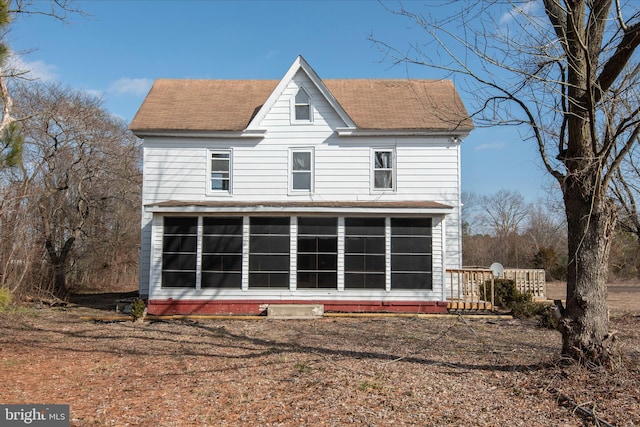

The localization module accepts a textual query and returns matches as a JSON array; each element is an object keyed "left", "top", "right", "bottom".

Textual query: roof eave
[
  {"left": 130, "top": 129, "right": 267, "bottom": 139},
  {"left": 336, "top": 127, "right": 474, "bottom": 137}
]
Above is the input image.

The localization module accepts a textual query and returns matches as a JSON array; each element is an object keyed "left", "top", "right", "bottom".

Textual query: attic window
[{"left": 293, "top": 87, "right": 312, "bottom": 122}]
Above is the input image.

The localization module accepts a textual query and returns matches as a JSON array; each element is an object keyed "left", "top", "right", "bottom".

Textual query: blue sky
[{"left": 7, "top": 0, "right": 555, "bottom": 201}]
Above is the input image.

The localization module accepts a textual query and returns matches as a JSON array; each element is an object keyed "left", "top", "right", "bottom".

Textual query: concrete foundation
[{"left": 267, "top": 304, "right": 324, "bottom": 319}]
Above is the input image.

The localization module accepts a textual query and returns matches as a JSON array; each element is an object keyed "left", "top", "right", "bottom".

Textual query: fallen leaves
[{"left": 0, "top": 308, "right": 638, "bottom": 426}]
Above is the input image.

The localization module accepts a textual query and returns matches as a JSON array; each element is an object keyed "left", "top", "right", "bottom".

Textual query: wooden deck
[
  {"left": 446, "top": 268, "right": 495, "bottom": 312},
  {"left": 446, "top": 267, "right": 547, "bottom": 312},
  {"left": 503, "top": 268, "right": 546, "bottom": 300}
]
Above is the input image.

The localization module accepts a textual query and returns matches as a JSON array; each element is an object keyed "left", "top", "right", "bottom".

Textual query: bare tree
[
  {"left": 479, "top": 190, "right": 530, "bottom": 239},
  {"left": 526, "top": 198, "right": 566, "bottom": 253},
  {"left": 526, "top": 198, "right": 567, "bottom": 279},
  {"left": 478, "top": 189, "right": 530, "bottom": 266},
  {"left": 15, "top": 82, "right": 139, "bottom": 299},
  {"left": 373, "top": 0, "right": 640, "bottom": 365}
]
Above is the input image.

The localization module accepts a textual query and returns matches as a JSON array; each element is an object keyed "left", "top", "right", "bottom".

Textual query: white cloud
[
  {"left": 7, "top": 53, "right": 58, "bottom": 81},
  {"left": 85, "top": 89, "right": 104, "bottom": 98},
  {"left": 474, "top": 142, "right": 506, "bottom": 151},
  {"left": 108, "top": 78, "right": 153, "bottom": 96},
  {"left": 499, "top": 0, "right": 540, "bottom": 25}
]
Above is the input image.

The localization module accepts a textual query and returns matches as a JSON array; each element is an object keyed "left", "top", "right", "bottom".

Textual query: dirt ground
[
  {"left": 0, "top": 283, "right": 639, "bottom": 426},
  {"left": 546, "top": 281, "right": 640, "bottom": 317}
]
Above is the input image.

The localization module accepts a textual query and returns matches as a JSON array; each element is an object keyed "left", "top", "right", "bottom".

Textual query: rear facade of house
[{"left": 130, "top": 56, "right": 473, "bottom": 315}]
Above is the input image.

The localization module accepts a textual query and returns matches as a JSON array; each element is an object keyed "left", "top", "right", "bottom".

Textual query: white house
[{"left": 129, "top": 56, "right": 473, "bottom": 315}]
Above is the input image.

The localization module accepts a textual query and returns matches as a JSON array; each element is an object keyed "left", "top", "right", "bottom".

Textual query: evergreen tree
[{"left": 0, "top": 0, "right": 23, "bottom": 169}]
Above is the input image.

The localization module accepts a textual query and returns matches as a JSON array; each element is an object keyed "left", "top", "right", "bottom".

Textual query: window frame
[
  {"left": 206, "top": 149, "right": 232, "bottom": 196},
  {"left": 289, "top": 147, "right": 314, "bottom": 194},
  {"left": 390, "top": 218, "right": 433, "bottom": 290},
  {"left": 200, "top": 217, "right": 244, "bottom": 289},
  {"left": 371, "top": 148, "right": 396, "bottom": 192},
  {"left": 161, "top": 216, "right": 199, "bottom": 288},
  {"left": 248, "top": 217, "right": 291, "bottom": 289},
  {"left": 343, "top": 217, "right": 387, "bottom": 290},
  {"left": 296, "top": 217, "right": 338, "bottom": 289},
  {"left": 290, "top": 86, "right": 313, "bottom": 124}
]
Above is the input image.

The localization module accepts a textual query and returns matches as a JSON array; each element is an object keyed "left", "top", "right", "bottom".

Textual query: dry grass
[{"left": 0, "top": 285, "right": 639, "bottom": 426}]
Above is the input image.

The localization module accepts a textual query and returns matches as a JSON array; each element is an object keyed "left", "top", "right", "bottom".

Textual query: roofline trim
[{"left": 145, "top": 204, "right": 454, "bottom": 215}]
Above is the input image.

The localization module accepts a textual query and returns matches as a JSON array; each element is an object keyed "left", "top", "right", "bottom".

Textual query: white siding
[{"left": 138, "top": 70, "right": 464, "bottom": 300}]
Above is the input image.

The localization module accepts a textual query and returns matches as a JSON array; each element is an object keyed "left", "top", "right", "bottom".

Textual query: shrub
[
  {"left": 130, "top": 298, "right": 146, "bottom": 321},
  {"left": 481, "top": 279, "right": 521, "bottom": 308},
  {"left": 0, "top": 287, "right": 12, "bottom": 312},
  {"left": 537, "top": 303, "right": 558, "bottom": 329},
  {"left": 481, "top": 279, "right": 556, "bottom": 328}
]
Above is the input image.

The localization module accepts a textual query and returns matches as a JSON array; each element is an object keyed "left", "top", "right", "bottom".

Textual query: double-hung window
[
  {"left": 208, "top": 150, "right": 231, "bottom": 194},
  {"left": 290, "top": 149, "right": 313, "bottom": 192},
  {"left": 372, "top": 149, "right": 395, "bottom": 191}
]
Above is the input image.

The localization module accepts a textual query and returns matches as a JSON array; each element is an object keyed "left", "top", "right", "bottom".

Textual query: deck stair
[{"left": 447, "top": 300, "right": 493, "bottom": 312}]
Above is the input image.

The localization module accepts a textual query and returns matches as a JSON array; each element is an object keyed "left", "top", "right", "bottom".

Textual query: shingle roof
[
  {"left": 129, "top": 78, "right": 473, "bottom": 133},
  {"left": 324, "top": 79, "right": 472, "bottom": 130}
]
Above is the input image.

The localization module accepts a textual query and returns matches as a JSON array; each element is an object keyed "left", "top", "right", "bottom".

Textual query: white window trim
[
  {"left": 290, "top": 86, "right": 314, "bottom": 124},
  {"left": 289, "top": 147, "right": 314, "bottom": 194},
  {"left": 370, "top": 147, "right": 396, "bottom": 193},
  {"left": 206, "top": 148, "right": 233, "bottom": 196}
]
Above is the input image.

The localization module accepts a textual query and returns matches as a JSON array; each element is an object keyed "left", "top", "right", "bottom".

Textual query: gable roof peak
[{"left": 246, "top": 56, "right": 356, "bottom": 129}]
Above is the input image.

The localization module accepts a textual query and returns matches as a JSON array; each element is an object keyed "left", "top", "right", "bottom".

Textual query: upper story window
[
  {"left": 208, "top": 150, "right": 231, "bottom": 194},
  {"left": 372, "top": 148, "right": 395, "bottom": 191},
  {"left": 292, "top": 87, "right": 312, "bottom": 122},
  {"left": 290, "top": 148, "right": 313, "bottom": 192}
]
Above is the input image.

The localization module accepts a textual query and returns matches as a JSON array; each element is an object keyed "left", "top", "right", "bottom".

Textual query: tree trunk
[
  {"left": 44, "top": 236, "right": 75, "bottom": 301},
  {"left": 51, "top": 262, "right": 68, "bottom": 300},
  {"left": 560, "top": 181, "right": 616, "bottom": 365}
]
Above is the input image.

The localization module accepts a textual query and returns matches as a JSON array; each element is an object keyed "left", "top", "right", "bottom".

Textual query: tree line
[
  {"left": 0, "top": 82, "right": 141, "bottom": 300},
  {"left": 462, "top": 189, "right": 640, "bottom": 282},
  {"left": 0, "top": 1, "right": 141, "bottom": 300}
]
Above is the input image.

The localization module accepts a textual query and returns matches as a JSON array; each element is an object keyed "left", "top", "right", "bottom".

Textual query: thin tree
[
  {"left": 0, "top": 0, "right": 83, "bottom": 169},
  {"left": 475, "top": 189, "right": 530, "bottom": 267},
  {"left": 372, "top": 0, "right": 640, "bottom": 365}
]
